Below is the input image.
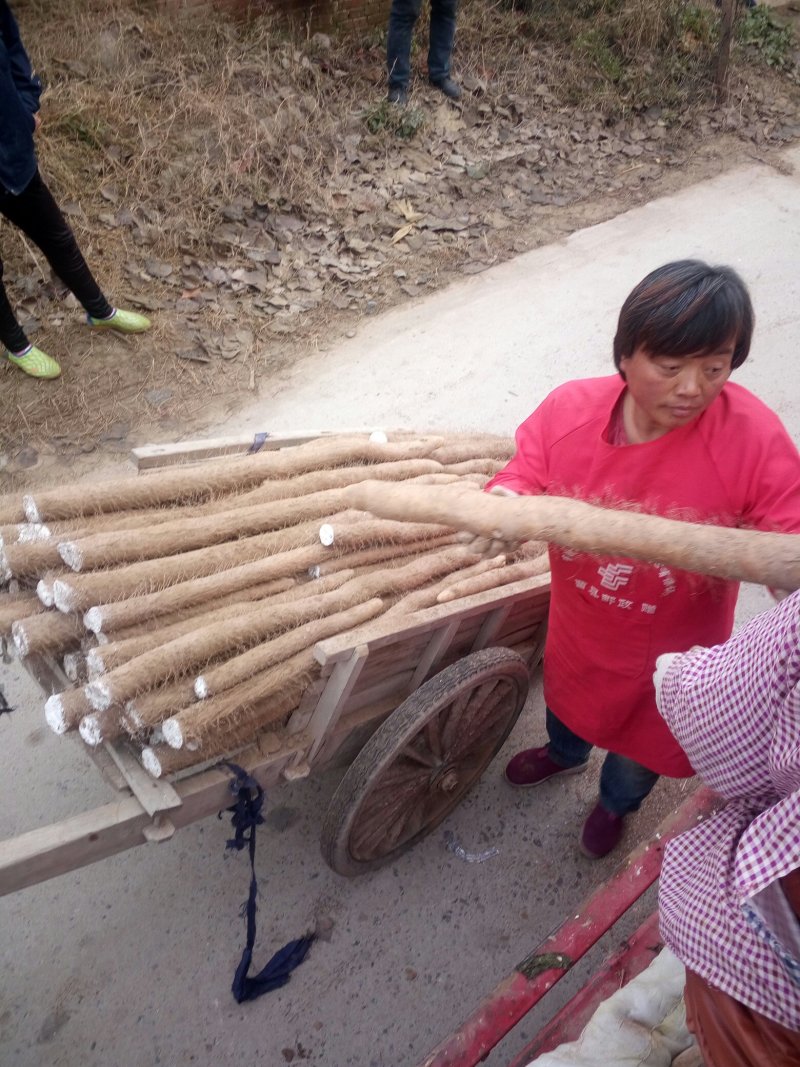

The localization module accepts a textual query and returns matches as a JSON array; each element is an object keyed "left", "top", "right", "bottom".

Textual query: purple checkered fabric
[{"left": 658, "top": 590, "right": 800, "bottom": 1030}]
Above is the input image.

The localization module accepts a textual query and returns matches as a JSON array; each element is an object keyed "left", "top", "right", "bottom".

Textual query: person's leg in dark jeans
[
  {"left": 545, "top": 706, "right": 593, "bottom": 767},
  {"left": 0, "top": 169, "right": 113, "bottom": 323},
  {"left": 387, "top": 0, "right": 423, "bottom": 100},
  {"left": 581, "top": 751, "right": 660, "bottom": 858},
  {"left": 428, "top": 0, "right": 460, "bottom": 97},
  {"left": 598, "top": 752, "right": 660, "bottom": 816}
]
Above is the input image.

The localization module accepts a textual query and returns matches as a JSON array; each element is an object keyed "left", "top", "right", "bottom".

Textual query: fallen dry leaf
[{"left": 390, "top": 223, "right": 414, "bottom": 244}]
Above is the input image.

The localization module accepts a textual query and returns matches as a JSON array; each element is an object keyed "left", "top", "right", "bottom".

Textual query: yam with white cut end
[
  {"left": 194, "top": 597, "right": 384, "bottom": 699},
  {"left": 24, "top": 435, "right": 445, "bottom": 522}
]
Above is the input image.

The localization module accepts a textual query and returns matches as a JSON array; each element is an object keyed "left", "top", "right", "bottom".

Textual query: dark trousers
[
  {"left": 387, "top": 0, "right": 457, "bottom": 90},
  {"left": 0, "top": 169, "right": 111, "bottom": 352},
  {"left": 546, "top": 707, "right": 660, "bottom": 816}
]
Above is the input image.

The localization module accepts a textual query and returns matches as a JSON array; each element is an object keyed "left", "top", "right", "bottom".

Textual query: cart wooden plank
[
  {"left": 305, "top": 644, "right": 369, "bottom": 761},
  {"left": 0, "top": 732, "right": 309, "bottom": 896},
  {"left": 103, "top": 741, "right": 182, "bottom": 817},
  {"left": 132, "top": 429, "right": 377, "bottom": 470},
  {"left": 409, "top": 620, "right": 460, "bottom": 690}
]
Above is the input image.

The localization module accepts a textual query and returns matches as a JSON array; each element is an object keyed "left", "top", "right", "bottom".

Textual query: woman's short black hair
[{"left": 613, "top": 260, "right": 754, "bottom": 376}]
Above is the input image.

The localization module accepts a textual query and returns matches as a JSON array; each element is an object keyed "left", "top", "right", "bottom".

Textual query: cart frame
[{"left": 0, "top": 429, "right": 550, "bottom": 895}]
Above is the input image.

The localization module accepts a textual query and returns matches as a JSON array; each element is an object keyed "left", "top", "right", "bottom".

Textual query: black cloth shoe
[
  {"left": 429, "top": 77, "right": 462, "bottom": 101},
  {"left": 387, "top": 85, "right": 409, "bottom": 105}
]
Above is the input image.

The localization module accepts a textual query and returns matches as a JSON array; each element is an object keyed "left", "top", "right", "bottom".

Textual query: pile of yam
[{"left": 0, "top": 432, "right": 548, "bottom": 779}]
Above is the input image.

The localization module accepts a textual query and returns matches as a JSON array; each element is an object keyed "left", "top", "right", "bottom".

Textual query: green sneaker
[
  {"left": 87, "top": 307, "right": 151, "bottom": 333},
  {"left": 7, "top": 345, "right": 61, "bottom": 379}
]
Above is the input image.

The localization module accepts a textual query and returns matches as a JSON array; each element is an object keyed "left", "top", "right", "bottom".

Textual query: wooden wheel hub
[{"left": 435, "top": 767, "right": 460, "bottom": 794}]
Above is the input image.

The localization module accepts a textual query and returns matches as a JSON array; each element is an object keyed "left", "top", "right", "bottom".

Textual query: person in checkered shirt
[{"left": 655, "top": 595, "right": 800, "bottom": 1065}]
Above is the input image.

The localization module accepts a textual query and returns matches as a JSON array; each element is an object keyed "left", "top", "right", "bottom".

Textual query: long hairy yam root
[
  {"left": 24, "top": 435, "right": 445, "bottom": 522},
  {"left": 45, "top": 686, "right": 93, "bottom": 734},
  {"left": 162, "top": 651, "right": 316, "bottom": 750},
  {"left": 95, "top": 577, "right": 297, "bottom": 642},
  {"left": 344, "top": 480, "right": 800, "bottom": 591},
  {"left": 85, "top": 580, "right": 389, "bottom": 711},
  {"left": 140, "top": 690, "right": 304, "bottom": 778},
  {"left": 13, "top": 611, "right": 85, "bottom": 657},
  {"left": 437, "top": 554, "right": 551, "bottom": 602},
  {"left": 53, "top": 518, "right": 328, "bottom": 612},
  {"left": 194, "top": 598, "right": 384, "bottom": 699},
  {"left": 0, "top": 591, "right": 45, "bottom": 635},
  {"left": 383, "top": 555, "right": 508, "bottom": 615},
  {"left": 86, "top": 546, "right": 477, "bottom": 711},
  {"left": 89, "top": 571, "right": 357, "bottom": 674},
  {"left": 83, "top": 543, "right": 333, "bottom": 634},
  {"left": 60, "top": 462, "right": 450, "bottom": 571}
]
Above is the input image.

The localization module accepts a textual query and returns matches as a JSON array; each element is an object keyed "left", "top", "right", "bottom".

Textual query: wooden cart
[{"left": 0, "top": 431, "right": 550, "bottom": 895}]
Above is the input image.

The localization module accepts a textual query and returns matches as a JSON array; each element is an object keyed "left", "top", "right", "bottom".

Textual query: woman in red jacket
[{"left": 488, "top": 260, "right": 800, "bottom": 858}]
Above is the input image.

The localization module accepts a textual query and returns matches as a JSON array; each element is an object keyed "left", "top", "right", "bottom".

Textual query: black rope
[
  {"left": 0, "top": 683, "right": 14, "bottom": 719},
  {"left": 223, "top": 763, "right": 315, "bottom": 1003},
  {"left": 247, "top": 432, "right": 270, "bottom": 455}
]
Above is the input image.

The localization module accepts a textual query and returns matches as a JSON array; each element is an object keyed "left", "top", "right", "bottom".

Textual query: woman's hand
[{"left": 458, "top": 484, "right": 522, "bottom": 558}]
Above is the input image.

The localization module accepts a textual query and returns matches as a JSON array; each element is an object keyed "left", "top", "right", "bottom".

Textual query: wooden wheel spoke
[
  {"left": 400, "top": 739, "right": 440, "bottom": 769},
  {"left": 449, "top": 681, "right": 515, "bottom": 760},
  {"left": 459, "top": 679, "right": 499, "bottom": 733},
  {"left": 381, "top": 793, "right": 430, "bottom": 851},
  {"left": 455, "top": 678, "right": 506, "bottom": 742},
  {"left": 423, "top": 712, "right": 444, "bottom": 761},
  {"left": 351, "top": 771, "right": 431, "bottom": 856},
  {"left": 370, "top": 759, "right": 432, "bottom": 788},
  {"left": 399, "top": 797, "right": 430, "bottom": 842},
  {"left": 440, "top": 690, "right": 472, "bottom": 752},
  {"left": 449, "top": 709, "right": 505, "bottom": 763}
]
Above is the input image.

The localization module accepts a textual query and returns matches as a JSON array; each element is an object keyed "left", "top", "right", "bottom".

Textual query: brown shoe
[
  {"left": 505, "top": 745, "right": 588, "bottom": 788},
  {"left": 580, "top": 802, "right": 625, "bottom": 858}
]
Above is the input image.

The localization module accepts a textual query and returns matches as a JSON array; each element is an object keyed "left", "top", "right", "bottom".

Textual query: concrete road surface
[{"left": 1, "top": 146, "right": 798, "bottom": 1067}]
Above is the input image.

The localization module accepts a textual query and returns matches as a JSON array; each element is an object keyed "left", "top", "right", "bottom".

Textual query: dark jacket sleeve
[
  {"left": 1, "top": 0, "right": 41, "bottom": 118},
  {"left": 0, "top": 1, "right": 40, "bottom": 193}
]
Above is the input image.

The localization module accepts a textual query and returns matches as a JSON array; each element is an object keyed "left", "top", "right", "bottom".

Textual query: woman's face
[{"left": 619, "top": 343, "right": 735, "bottom": 442}]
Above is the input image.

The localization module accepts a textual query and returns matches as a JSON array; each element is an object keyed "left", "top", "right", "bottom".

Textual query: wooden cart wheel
[{"left": 320, "top": 647, "right": 530, "bottom": 876}]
